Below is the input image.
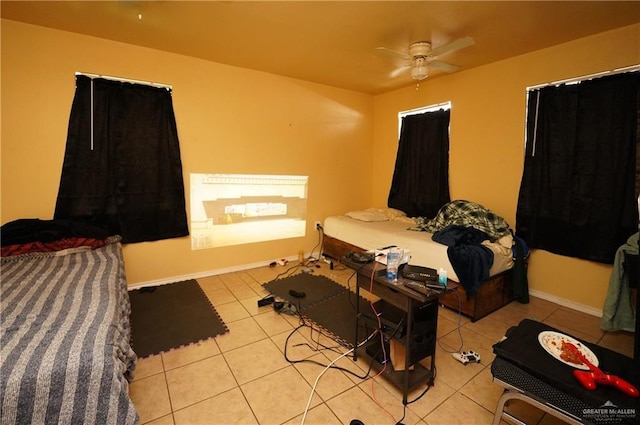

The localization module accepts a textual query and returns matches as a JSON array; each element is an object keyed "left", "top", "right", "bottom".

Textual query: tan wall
[
  {"left": 0, "top": 19, "right": 374, "bottom": 284},
  {"left": 373, "top": 24, "right": 640, "bottom": 311},
  {"left": 2, "top": 19, "right": 639, "bottom": 312}
]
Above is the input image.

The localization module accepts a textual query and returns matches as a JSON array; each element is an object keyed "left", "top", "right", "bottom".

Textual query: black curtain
[
  {"left": 387, "top": 109, "right": 451, "bottom": 218},
  {"left": 54, "top": 75, "right": 189, "bottom": 243},
  {"left": 516, "top": 72, "right": 640, "bottom": 264}
]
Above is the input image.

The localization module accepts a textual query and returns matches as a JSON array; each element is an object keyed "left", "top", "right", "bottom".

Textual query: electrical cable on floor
[
  {"left": 268, "top": 228, "right": 325, "bottom": 282},
  {"left": 436, "top": 288, "right": 465, "bottom": 354},
  {"left": 346, "top": 269, "right": 358, "bottom": 309},
  {"left": 274, "top": 268, "right": 381, "bottom": 379},
  {"left": 299, "top": 328, "right": 380, "bottom": 425},
  {"left": 305, "top": 224, "right": 324, "bottom": 265},
  {"left": 291, "top": 339, "right": 343, "bottom": 356},
  {"left": 300, "top": 345, "right": 355, "bottom": 425},
  {"left": 312, "top": 225, "right": 346, "bottom": 271},
  {"left": 366, "top": 262, "right": 400, "bottom": 425},
  {"left": 405, "top": 364, "right": 436, "bottom": 404},
  {"left": 283, "top": 322, "right": 378, "bottom": 380},
  {"left": 395, "top": 406, "right": 407, "bottom": 425},
  {"left": 293, "top": 310, "right": 326, "bottom": 351},
  {"left": 286, "top": 250, "right": 438, "bottom": 424},
  {"left": 366, "top": 261, "right": 440, "bottom": 423},
  {"left": 271, "top": 262, "right": 305, "bottom": 280},
  {"left": 295, "top": 314, "right": 346, "bottom": 356}
]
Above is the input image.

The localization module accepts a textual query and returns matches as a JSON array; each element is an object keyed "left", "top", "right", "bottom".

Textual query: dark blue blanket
[{"left": 433, "top": 225, "right": 494, "bottom": 295}]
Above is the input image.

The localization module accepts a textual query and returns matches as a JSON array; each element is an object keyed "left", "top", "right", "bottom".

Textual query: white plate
[{"left": 538, "top": 331, "right": 599, "bottom": 370}]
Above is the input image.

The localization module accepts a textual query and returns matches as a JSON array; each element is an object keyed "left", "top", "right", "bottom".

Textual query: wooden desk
[{"left": 344, "top": 258, "right": 455, "bottom": 404}]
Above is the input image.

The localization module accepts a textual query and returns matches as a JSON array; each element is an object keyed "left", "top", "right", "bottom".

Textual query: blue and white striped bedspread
[{"left": 0, "top": 240, "right": 138, "bottom": 424}]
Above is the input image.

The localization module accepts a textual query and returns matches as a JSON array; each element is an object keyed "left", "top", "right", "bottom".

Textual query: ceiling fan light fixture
[{"left": 411, "top": 58, "right": 428, "bottom": 80}]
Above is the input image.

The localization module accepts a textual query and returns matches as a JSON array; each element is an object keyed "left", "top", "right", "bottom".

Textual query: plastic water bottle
[
  {"left": 386, "top": 248, "right": 402, "bottom": 284},
  {"left": 438, "top": 268, "right": 448, "bottom": 286}
]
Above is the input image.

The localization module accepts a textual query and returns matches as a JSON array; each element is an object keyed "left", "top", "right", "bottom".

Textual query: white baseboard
[
  {"left": 127, "top": 254, "right": 301, "bottom": 290},
  {"left": 129, "top": 260, "right": 604, "bottom": 320},
  {"left": 529, "top": 288, "right": 603, "bottom": 318}
]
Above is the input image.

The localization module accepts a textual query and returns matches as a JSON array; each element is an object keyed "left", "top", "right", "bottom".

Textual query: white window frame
[{"left": 397, "top": 101, "right": 451, "bottom": 138}]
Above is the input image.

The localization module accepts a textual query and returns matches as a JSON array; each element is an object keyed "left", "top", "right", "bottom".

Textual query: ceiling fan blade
[
  {"left": 428, "top": 36, "right": 475, "bottom": 58},
  {"left": 389, "top": 65, "right": 411, "bottom": 79},
  {"left": 376, "top": 46, "right": 410, "bottom": 61},
  {"left": 427, "top": 60, "right": 460, "bottom": 73}
]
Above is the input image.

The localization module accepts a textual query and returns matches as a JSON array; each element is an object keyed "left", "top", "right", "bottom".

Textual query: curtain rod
[
  {"left": 527, "top": 64, "right": 640, "bottom": 91},
  {"left": 75, "top": 72, "right": 172, "bottom": 90},
  {"left": 399, "top": 101, "right": 451, "bottom": 116}
]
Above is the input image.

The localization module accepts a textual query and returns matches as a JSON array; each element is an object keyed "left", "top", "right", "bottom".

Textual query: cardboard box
[{"left": 389, "top": 339, "right": 414, "bottom": 371}]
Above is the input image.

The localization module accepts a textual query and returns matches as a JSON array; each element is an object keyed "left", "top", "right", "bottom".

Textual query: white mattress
[{"left": 323, "top": 215, "right": 514, "bottom": 283}]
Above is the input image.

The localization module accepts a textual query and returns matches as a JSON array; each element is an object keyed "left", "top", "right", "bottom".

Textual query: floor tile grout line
[{"left": 133, "top": 265, "right": 636, "bottom": 424}]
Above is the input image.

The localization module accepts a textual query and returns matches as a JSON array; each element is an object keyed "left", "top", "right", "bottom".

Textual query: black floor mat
[
  {"left": 263, "top": 273, "right": 348, "bottom": 309},
  {"left": 264, "top": 273, "right": 372, "bottom": 347},
  {"left": 129, "top": 279, "right": 228, "bottom": 358},
  {"left": 302, "top": 291, "right": 376, "bottom": 347}
]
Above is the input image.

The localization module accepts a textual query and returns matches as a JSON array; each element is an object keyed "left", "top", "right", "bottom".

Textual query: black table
[{"left": 343, "top": 257, "right": 454, "bottom": 404}]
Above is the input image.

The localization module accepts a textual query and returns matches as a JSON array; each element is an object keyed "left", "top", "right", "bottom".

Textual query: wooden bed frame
[{"left": 322, "top": 233, "right": 514, "bottom": 322}]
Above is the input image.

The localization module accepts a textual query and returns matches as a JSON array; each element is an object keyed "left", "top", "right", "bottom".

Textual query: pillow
[{"left": 346, "top": 208, "right": 406, "bottom": 222}]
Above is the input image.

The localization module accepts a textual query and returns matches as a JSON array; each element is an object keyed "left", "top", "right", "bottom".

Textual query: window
[
  {"left": 398, "top": 102, "right": 451, "bottom": 137},
  {"left": 515, "top": 70, "right": 640, "bottom": 263},
  {"left": 388, "top": 102, "right": 452, "bottom": 218},
  {"left": 55, "top": 74, "right": 189, "bottom": 243}
]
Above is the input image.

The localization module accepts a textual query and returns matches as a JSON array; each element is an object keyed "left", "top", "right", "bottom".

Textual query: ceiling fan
[{"left": 377, "top": 36, "right": 475, "bottom": 81}]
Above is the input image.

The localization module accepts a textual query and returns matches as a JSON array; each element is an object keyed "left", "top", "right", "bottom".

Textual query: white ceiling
[{"left": 2, "top": 1, "right": 639, "bottom": 94}]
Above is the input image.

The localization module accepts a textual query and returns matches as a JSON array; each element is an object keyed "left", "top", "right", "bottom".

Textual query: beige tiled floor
[{"left": 128, "top": 261, "right": 635, "bottom": 425}]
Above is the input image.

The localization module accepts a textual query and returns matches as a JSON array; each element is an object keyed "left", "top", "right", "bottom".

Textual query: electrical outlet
[{"left": 315, "top": 221, "right": 322, "bottom": 230}]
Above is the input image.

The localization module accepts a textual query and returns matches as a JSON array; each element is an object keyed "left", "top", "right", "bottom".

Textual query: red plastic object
[{"left": 567, "top": 343, "right": 639, "bottom": 397}]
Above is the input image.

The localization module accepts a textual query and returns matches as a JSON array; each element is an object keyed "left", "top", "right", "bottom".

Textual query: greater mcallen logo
[{"left": 583, "top": 401, "right": 636, "bottom": 423}]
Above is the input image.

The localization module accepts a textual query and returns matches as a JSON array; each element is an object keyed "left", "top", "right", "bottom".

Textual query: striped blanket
[{"left": 0, "top": 239, "right": 138, "bottom": 424}]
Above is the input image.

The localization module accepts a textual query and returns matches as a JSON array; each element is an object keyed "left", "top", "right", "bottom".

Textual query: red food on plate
[{"left": 560, "top": 341, "right": 585, "bottom": 365}]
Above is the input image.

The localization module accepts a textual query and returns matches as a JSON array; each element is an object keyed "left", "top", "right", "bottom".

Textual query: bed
[
  {"left": 0, "top": 219, "right": 138, "bottom": 425},
  {"left": 322, "top": 202, "right": 527, "bottom": 321}
]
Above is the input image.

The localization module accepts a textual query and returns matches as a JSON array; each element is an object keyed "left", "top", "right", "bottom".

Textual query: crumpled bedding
[
  {"left": 1, "top": 218, "right": 112, "bottom": 257},
  {"left": 411, "top": 199, "right": 512, "bottom": 241},
  {"left": 433, "top": 225, "right": 494, "bottom": 295},
  {"left": 412, "top": 200, "right": 521, "bottom": 297},
  {"left": 1, "top": 218, "right": 110, "bottom": 246}
]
